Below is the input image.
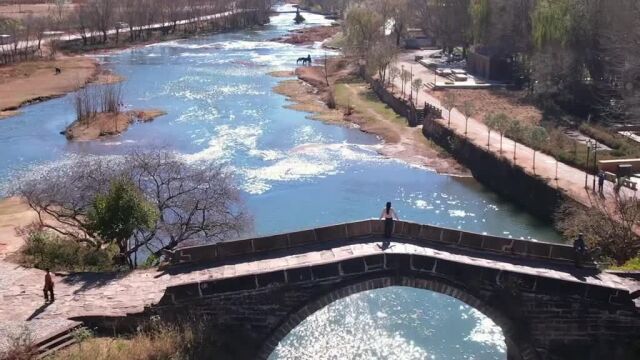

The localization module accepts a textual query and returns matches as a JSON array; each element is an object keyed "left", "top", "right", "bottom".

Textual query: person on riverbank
[
  {"left": 43, "top": 268, "right": 54, "bottom": 303},
  {"left": 573, "top": 233, "right": 587, "bottom": 268},
  {"left": 380, "top": 202, "right": 399, "bottom": 248}
]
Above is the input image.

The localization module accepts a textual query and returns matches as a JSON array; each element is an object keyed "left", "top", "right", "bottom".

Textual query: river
[{"left": 0, "top": 4, "right": 561, "bottom": 359}]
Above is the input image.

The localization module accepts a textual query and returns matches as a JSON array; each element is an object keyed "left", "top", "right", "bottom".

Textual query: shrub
[
  {"left": 21, "top": 231, "right": 116, "bottom": 272},
  {"left": 0, "top": 326, "right": 37, "bottom": 360}
]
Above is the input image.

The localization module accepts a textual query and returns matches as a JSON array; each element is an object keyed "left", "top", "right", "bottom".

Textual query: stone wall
[
  {"left": 170, "top": 220, "right": 578, "bottom": 265},
  {"left": 153, "top": 253, "right": 640, "bottom": 360},
  {"left": 422, "top": 119, "right": 565, "bottom": 221},
  {"left": 364, "top": 72, "right": 423, "bottom": 127}
]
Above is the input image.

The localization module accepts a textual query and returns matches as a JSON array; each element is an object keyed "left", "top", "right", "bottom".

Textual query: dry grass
[
  {"left": 432, "top": 88, "right": 543, "bottom": 126},
  {"left": 47, "top": 324, "right": 196, "bottom": 360}
]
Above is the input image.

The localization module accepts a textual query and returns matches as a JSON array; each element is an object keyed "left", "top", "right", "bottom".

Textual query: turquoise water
[{"left": 0, "top": 4, "right": 561, "bottom": 359}]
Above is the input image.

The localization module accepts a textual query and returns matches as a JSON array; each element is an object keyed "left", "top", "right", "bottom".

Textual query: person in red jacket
[{"left": 43, "top": 268, "right": 54, "bottom": 303}]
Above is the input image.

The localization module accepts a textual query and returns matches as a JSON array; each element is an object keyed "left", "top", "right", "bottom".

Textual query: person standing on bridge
[
  {"left": 380, "top": 202, "right": 399, "bottom": 241},
  {"left": 573, "top": 233, "right": 587, "bottom": 268}
]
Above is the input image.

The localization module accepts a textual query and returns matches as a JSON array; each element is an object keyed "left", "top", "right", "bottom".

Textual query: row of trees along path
[{"left": 388, "top": 61, "right": 636, "bottom": 211}]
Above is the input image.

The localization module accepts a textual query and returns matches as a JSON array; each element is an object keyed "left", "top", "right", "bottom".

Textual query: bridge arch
[{"left": 258, "top": 276, "right": 539, "bottom": 360}]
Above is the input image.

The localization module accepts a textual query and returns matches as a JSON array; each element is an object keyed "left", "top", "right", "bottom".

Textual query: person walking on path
[
  {"left": 598, "top": 171, "right": 605, "bottom": 194},
  {"left": 379, "top": 202, "right": 399, "bottom": 249},
  {"left": 43, "top": 268, "right": 54, "bottom": 303},
  {"left": 573, "top": 233, "right": 587, "bottom": 268}
]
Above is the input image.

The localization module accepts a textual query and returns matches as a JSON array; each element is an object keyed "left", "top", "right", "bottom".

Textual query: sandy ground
[
  {"left": 273, "top": 25, "right": 341, "bottom": 45},
  {"left": 273, "top": 58, "right": 469, "bottom": 176},
  {"left": 64, "top": 109, "right": 167, "bottom": 141},
  {"left": 0, "top": 197, "right": 36, "bottom": 259},
  {"left": 0, "top": 56, "right": 100, "bottom": 112}
]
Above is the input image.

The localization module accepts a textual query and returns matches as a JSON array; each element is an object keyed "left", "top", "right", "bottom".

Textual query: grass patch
[
  {"left": 610, "top": 257, "right": 640, "bottom": 271},
  {"left": 334, "top": 83, "right": 406, "bottom": 126}
]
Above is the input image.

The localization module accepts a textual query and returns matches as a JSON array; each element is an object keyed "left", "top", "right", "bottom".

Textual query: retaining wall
[{"left": 422, "top": 119, "right": 565, "bottom": 221}]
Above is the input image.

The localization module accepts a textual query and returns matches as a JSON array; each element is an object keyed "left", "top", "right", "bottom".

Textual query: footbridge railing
[{"left": 168, "top": 220, "right": 581, "bottom": 266}]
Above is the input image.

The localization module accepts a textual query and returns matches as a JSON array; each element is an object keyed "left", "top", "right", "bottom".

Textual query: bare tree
[
  {"left": 555, "top": 197, "right": 640, "bottom": 266},
  {"left": 13, "top": 149, "right": 249, "bottom": 267}
]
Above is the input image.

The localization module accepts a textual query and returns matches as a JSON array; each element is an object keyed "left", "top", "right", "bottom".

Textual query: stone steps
[{"left": 35, "top": 323, "right": 83, "bottom": 359}]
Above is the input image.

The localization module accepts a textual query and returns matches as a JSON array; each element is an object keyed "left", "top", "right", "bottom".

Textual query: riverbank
[
  {"left": 272, "top": 59, "right": 469, "bottom": 176},
  {"left": 63, "top": 109, "right": 167, "bottom": 141},
  {"left": 272, "top": 24, "right": 341, "bottom": 45},
  {"left": 0, "top": 8, "right": 266, "bottom": 119},
  {"left": 0, "top": 56, "right": 123, "bottom": 117}
]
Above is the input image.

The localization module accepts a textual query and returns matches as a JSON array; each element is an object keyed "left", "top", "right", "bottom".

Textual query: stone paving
[{"left": 1, "top": 237, "right": 639, "bottom": 352}]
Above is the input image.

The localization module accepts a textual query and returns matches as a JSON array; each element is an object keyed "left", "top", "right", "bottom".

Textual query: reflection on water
[
  {"left": 0, "top": 5, "right": 560, "bottom": 359},
  {"left": 270, "top": 287, "right": 505, "bottom": 360}
]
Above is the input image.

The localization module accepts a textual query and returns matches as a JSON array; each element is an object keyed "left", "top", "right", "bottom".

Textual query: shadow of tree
[{"left": 62, "top": 271, "right": 131, "bottom": 295}]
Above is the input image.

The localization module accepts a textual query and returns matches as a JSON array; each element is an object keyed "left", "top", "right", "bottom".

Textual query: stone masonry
[{"left": 138, "top": 220, "right": 640, "bottom": 360}]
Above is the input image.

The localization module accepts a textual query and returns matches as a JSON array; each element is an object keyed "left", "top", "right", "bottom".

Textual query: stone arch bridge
[{"left": 89, "top": 220, "right": 640, "bottom": 360}]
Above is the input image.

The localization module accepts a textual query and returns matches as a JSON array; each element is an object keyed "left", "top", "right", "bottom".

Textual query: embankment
[
  {"left": 362, "top": 73, "right": 565, "bottom": 221},
  {"left": 422, "top": 118, "right": 565, "bottom": 221}
]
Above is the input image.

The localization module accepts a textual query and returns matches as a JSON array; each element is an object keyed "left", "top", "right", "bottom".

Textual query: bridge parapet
[{"left": 169, "top": 220, "right": 580, "bottom": 265}]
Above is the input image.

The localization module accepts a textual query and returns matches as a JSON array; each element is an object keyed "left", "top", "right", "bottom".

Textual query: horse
[
  {"left": 54, "top": 67, "right": 62, "bottom": 75},
  {"left": 295, "top": 55, "right": 312, "bottom": 66}
]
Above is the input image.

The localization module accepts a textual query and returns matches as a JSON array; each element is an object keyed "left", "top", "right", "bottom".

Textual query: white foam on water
[
  {"left": 183, "top": 124, "right": 261, "bottom": 163},
  {"left": 465, "top": 309, "right": 506, "bottom": 353},
  {"left": 415, "top": 199, "right": 430, "bottom": 209},
  {"left": 175, "top": 106, "right": 220, "bottom": 124},
  {"left": 242, "top": 143, "right": 387, "bottom": 194},
  {"left": 448, "top": 210, "right": 475, "bottom": 218}
]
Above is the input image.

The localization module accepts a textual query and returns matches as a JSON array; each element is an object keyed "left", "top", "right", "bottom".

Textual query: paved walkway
[
  {"left": 2, "top": 237, "right": 639, "bottom": 352},
  {"left": 393, "top": 52, "right": 636, "bottom": 209}
]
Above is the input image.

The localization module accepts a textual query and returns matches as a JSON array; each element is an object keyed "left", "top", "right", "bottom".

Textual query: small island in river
[{"left": 63, "top": 109, "right": 167, "bottom": 141}]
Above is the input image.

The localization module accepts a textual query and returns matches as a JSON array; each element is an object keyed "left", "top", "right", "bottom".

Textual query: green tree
[
  {"left": 400, "top": 69, "right": 411, "bottom": 98},
  {"left": 343, "top": 6, "right": 383, "bottom": 59},
  {"left": 412, "top": 78, "right": 423, "bottom": 106},
  {"left": 88, "top": 178, "right": 158, "bottom": 267},
  {"left": 460, "top": 100, "right": 474, "bottom": 136},
  {"left": 469, "top": 0, "right": 491, "bottom": 44},
  {"left": 531, "top": 0, "right": 571, "bottom": 49},
  {"left": 529, "top": 126, "right": 549, "bottom": 173},
  {"left": 484, "top": 112, "right": 495, "bottom": 148},
  {"left": 486, "top": 112, "right": 509, "bottom": 153},
  {"left": 441, "top": 91, "right": 457, "bottom": 127},
  {"left": 505, "top": 120, "right": 525, "bottom": 162}
]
